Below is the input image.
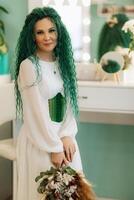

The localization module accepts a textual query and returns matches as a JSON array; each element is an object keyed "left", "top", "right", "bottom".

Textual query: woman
[{"left": 14, "top": 6, "right": 82, "bottom": 200}]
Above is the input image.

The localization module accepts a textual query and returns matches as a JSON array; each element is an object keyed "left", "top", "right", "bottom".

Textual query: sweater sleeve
[
  {"left": 58, "top": 100, "right": 78, "bottom": 138},
  {"left": 18, "top": 59, "right": 63, "bottom": 153}
]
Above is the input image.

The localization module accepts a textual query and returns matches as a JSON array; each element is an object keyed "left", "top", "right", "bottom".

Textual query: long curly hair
[
  {"left": 98, "top": 13, "right": 131, "bottom": 60},
  {"left": 14, "top": 7, "right": 79, "bottom": 119}
]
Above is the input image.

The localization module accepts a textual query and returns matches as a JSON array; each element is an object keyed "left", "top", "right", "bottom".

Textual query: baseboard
[{"left": 80, "top": 111, "right": 134, "bottom": 125}]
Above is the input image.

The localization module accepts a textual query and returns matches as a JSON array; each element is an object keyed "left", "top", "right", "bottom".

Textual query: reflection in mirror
[
  {"left": 28, "top": 0, "right": 91, "bottom": 62},
  {"left": 97, "top": 10, "right": 134, "bottom": 82},
  {"left": 98, "top": 13, "right": 131, "bottom": 60},
  {"left": 90, "top": 0, "right": 134, "bottom": 82}
]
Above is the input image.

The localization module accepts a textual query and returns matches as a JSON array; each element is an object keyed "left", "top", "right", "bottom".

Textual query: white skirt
[{"left": 16, "top": 122, "right": 82, "bottom": 200}]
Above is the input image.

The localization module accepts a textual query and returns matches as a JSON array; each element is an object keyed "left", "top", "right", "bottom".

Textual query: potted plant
[{"left": 0, "top": 5, "right": 10, "bottom": 80}]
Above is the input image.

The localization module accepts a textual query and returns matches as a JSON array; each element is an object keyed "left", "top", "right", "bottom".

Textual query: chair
[{"left": 0, "top": 82, "right": 16, "bottom": 200}]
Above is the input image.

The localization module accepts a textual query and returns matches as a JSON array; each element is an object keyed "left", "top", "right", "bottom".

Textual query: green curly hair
[
  {"left": 98, "top": 13, "right": 131, "bottom": 60},
  {"left": 14, "top": 6, "right": 79, "bottom": 119}
]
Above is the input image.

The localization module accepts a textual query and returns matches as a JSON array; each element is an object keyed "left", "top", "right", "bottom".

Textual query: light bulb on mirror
[
  {"left": 83, "top": 18, "right": 91, "bottom": 26},
  {"left": 82, "top": 52, "right": 90, "bottom": 62},
  {"left": 82, "top": 0, "right": 91, "bottom": 7},
  {"left": 54, "top": 0, "right": 65, "bottom": 5},
  {"left": 83, "top": 36, "right": 91, "bottom": 43},
  {"left": 68, "top": 0, "right": 78, "bottom": 6},
  {"left": 42, "top": 0, "right": 50, "bottom": 6}
]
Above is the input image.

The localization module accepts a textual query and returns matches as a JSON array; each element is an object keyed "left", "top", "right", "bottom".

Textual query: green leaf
[
  {"left": 64, "top": 166, "right": 76, "bottom": 176},
  {"left": 44, "top": 167, "right": 57, "bottom": 176},
  {"left": 0, "top": 6, "right": 8, "bottom": 14},
  {"left": 35, "top": 169, "right": 55, "bottom": 182},
  {"left": 40, "top": 178, "right": 48, "bottom": 187},
  {"left": 35, "top": 175, "right": 42, "bottom": 182},
  {"left": 0, "top": 20, "right": 5, "bottom": 33},
  {"left": 48, "top": 193, "right": 55, "bottom": 200},
  {"left": 37, "top": 185, "right": 45, "bottom": 194},
  {"left": 40, "top": 171, "right": 47, "bottom": 177}
]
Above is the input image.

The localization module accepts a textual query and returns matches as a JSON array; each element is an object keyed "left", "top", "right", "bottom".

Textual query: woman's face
[{"left": 34, "top": 17, "right": 58, "bottom": 55}]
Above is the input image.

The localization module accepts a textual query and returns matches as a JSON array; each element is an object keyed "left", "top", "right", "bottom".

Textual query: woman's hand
[
  {"left": 51, "top": 152, "right": 68, "bottom": 168},
  {"left": 61, "top": 136, "right": 76, "bottom": 162}
]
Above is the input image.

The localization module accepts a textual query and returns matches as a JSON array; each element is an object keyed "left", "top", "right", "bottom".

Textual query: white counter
[{"left": 78, "top": 81, "right": 134, "bottom": 114}]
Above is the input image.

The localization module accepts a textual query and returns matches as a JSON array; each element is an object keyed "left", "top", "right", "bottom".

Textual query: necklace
[
  {"left": 53, "top": 65, "right": 56, "bottom": 74},
  {"left": 53, "top": 61, "right": 58, "bottom": 74}
]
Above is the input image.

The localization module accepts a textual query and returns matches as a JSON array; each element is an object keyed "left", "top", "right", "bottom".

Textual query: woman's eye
[
  {"left": 36, "top": 31, "right": 44, "bottom": 34},
  {"left": 49, "top": 29, "right": 56, "bottom": 33}
]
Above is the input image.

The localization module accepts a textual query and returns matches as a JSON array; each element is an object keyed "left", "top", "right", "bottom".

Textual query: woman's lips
[{"left": 43, "top": 43, "right": 53, "bottom": 45}]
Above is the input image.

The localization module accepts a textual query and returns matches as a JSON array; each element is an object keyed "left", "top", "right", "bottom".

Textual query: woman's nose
[{"left": 44, "top": 32, "right": 50, "bottom": 40}]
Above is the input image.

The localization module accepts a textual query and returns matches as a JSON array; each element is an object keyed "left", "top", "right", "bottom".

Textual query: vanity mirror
[{"left": 28, "top": 0, "right": 134, "bottom": 82}]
